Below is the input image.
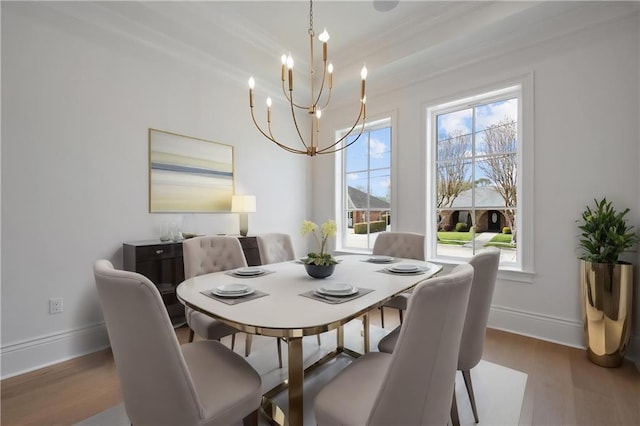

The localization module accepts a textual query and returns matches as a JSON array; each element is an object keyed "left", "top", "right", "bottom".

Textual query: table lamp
[{"left": 231, "top": 195, "right": 256, "bottom": 237}]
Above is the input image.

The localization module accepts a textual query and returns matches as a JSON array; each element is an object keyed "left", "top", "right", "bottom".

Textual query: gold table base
[{"left": 260, "top": 321, "right": 369, "bottom": 425}]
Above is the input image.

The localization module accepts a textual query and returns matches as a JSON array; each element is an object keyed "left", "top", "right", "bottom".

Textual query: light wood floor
[{"left": 2, "top": 309, "right": 639, "bottom": 426}]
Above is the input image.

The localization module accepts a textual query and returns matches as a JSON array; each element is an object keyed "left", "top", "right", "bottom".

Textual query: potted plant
[
  {"left": 577, "top": 198, "right": 638, "bottom": 367},
  {"left": 301, "top": 219, "right": 338, "bottom": 278}
]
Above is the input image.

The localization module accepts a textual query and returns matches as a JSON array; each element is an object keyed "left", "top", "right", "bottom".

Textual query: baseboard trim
[
  {"left": 0, "top": 323, "right": 110, "bottom": 379},
  {"left": 488, "top": 304, "right": 639, "bottom": 368}
]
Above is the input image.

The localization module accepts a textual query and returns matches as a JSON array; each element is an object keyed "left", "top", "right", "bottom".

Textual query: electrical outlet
[{"left": 49, "top": 297, "right": 63, "bottom": 314}]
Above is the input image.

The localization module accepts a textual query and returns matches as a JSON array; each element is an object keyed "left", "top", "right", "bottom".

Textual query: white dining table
[{"left": 176, "top": 254, "right": 442, "bottom": 426}]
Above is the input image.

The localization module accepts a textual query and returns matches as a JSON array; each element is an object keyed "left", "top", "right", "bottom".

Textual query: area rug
[{"left": 77, "top": 323, "right": 527, "bottom": 426}]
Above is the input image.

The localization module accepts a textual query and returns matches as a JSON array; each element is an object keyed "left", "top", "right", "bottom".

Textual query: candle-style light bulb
[
  {"left": 287, "top": 54, "right": 294, "bottom": 91},
  {"left": 319, "top": 29, "right": 330, "bottom": 61},
  {"left": 360, "top": 65, "right": 367, "bottom": 100},
  {"left": 318, "top": 29, "right": 330, "bottom": 43},
  {"left": 327, "top": 63, "right": 334, "bottom": 88},
  {"left": 316, "top": 109, "right": 322, "bottom": 119},
  {"left": 248, "top": 77, "right": 255, "bottom": 107},
  {"left": 266, "top": 97, "right": 272, "bottom": 122},
  {"left": 281, "top": 54, "right": 287, "bottom": 81}
]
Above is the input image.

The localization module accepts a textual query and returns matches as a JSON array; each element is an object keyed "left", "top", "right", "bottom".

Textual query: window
[
  {"left": 336, "top": 117, "right": 392, "bottom": 252},
  {"left": 427, "top": 85, "right": 528, "bottom": 271}
]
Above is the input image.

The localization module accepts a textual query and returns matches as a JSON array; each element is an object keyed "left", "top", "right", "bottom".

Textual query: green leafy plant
[
  {"left": 577, "top": 198, "right": 639, "bottom": 264},
  {"left": 301, "top": 220, "right": 338, "bottom": 266},
  {"left": 455, "top": 222, "right": 468, "bottom": 232}
]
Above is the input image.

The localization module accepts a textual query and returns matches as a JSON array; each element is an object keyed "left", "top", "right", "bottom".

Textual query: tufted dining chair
[
  {"left": 378, "top": 248, "right": 501, "bottom": 426},
  {"left": 314, "top": 263, "right": 474, "bottom": 426},
  {"left": 256, "top": 233, "right": 296, "bottom": 265},
  {"left": 183, "top": 235, "right": 283, "bottom": 368},
  {"left": 94, "top": 259, "right": 262, "bottom": 426},
  {"left": 183, "top": 236, "right": 246, "bottom": 347},
  {"left": 256, "top": 233, "right": 322, "bottom": 353},
  {"left": 372, "top": 231, "right": 426, "bottom": 328}
]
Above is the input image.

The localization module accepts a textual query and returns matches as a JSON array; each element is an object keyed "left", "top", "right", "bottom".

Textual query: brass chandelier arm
[
  {"left": 281, "top": 81, "right": 309, "bottom": 110},
  {"left": 250, "top": 106, "right": 308, "bottom": 155},
  {"left": 314, "top": 61, "right": 331, "bottom": 110},
  {"left": 288, "top": 89, "right": 311, "bottom": 152},
  {"left": 316, "top": 103, "right": 367, "bottom": 154},
  {"left": 319, "top": 84, "right": 333, "bottom": 111}
]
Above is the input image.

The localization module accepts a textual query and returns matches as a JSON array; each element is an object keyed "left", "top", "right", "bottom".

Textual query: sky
[{"left": 437, "top": 98, "right": 517, "bottom": 142}]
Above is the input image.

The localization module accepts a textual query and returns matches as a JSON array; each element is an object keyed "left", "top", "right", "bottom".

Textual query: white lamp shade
[{"left": 231, "top": 195, "right": 256, "bottom": 213}]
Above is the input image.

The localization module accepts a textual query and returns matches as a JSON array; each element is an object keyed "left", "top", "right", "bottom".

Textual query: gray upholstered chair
[
  {"left": 256, "top": 233, "right": 322, "bottom": 350},
  {"left": 372, "top": 231, "right": 425, "bottom": 328},
  {"left": 183, "top": 235, "right": 283, "bottom": 368},
  {"left": 256, "top": 233, "right": 295, "bottom": 265},
  {"left": 93, "top": 259, "right": 262, "bottom": 426},
  {"left": 183, "top": 236, "right": 246, "bottom": 347},
  {"left": 452, "top": 247, "right": 500, "bottom": 424},
  {"left": 378, "top": 248, "right": 500, "bottom": 426},
  {"left": 314, "top": 263, "right": 473, "bottom": 426}
]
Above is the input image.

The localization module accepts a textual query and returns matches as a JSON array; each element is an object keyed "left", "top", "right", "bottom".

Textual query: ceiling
[{"left": 40, "top": 1, "right": 640, "bottom": 104}]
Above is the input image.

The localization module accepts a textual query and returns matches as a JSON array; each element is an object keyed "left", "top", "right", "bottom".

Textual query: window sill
[{"left": 428, "top": 257, "right": 535, "bottom": 283}]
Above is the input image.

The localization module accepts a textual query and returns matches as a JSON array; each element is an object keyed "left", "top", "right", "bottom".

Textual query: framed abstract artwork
[{"left": 148, "top": 128, "right": 234, "bottom": 213}]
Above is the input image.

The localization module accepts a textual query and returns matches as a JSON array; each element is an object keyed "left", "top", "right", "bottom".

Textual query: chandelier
[{"left": 248, "top": 0, "right": 367, "bottom": 156}]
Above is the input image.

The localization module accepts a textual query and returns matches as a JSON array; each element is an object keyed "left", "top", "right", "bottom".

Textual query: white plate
[
  {"left": 388, "top": 264, "right": 421, "bottom": 273},
  {"left": 216, "top": 283, "right": 250, "bottom": 294},
  {"left": 316, "top": 283, "right": 358, "bottom": 296},
  {"left": 212, "top": 285, "right": 254, "bottom": 298},
  {"left": 368, "top": 255, "right": 394, "bottom": 263},
  {"left": 234, "top": 267, "right": 265, "bottom": 276}
]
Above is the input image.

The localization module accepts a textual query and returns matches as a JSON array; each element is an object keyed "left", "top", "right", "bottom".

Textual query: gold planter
[{"left": 580, "top": 260, "right": 633, "bottom": 367}]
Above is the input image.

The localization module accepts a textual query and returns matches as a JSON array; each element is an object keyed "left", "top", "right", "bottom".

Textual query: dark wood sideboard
[{"left": 123, "top": 236, "right": 261, "bottom": 326}]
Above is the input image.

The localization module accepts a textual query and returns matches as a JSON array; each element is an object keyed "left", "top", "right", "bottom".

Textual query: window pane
[
  {"left": 474, "top": 98, "right": 517, "bottom": 132},
  {"left": 346, "top": 173, "right": 368, "bottom": 197},
  {"left": 437, "top": 130, "right": 471, "bottom": 161},
  {"left": 475, "top": 154, "right": 517, "bottom": 208},
  {"left": 436, "top": 159, "right": 472, "bottom": 209},
  {"left": 369, "top": 168, "right": 391, "bottom": 201},
  {"left": 475, "top": 98, "right": 518, "bottom": 156},
  {"left": 369, "top": 127, "right": 391, "bottom": 169},
  {"left": 437, "top": 108, "right": 472, "bottom": 162},
  {"left": 345, "top": 133, "right": 369, "bottom": 174}
]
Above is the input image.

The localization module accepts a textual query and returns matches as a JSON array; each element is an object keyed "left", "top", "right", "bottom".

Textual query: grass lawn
[
  {"left": 438, "top": 231, "right": 516, "bottom": 248},
  {"left": 486, "top": 233, "right": 515, "bottom": 248},
  {"left": 490, "top": 233, "right": 513, "bottom": 243},
  {"left": 437, "top": 232, "right": 474, "bottom": 245}
]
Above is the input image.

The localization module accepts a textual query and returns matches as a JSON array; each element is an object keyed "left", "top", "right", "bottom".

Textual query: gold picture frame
[{"left": 148, "top": 128, "right": 234, "bottom": 213}]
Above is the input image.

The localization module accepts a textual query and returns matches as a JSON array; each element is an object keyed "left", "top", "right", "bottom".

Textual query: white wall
[
  {"left": 314, "top": 12, "right": 640, "bottom": 363},
  {"left": 1, "top": 3, "right": 310, "bottom": 378}
]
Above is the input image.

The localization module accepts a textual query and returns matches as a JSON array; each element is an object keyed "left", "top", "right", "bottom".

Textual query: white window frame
[
  {"left": 425, "top": 75, "right": 534, "bottom": 282},
  {"left": 335, "top": 115, "right": 393, "bottom": 253}
]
